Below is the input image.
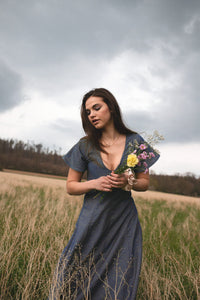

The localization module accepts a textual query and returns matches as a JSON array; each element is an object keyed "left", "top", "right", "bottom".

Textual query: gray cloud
[
  {"left": 49, "top": 118, "right": 84, "bottom": 151},
  {"left": 1, "top": 0, "right": 199, "bottom": 69},
  {"left": 0, "top": 61, "right": 23, "bottom": 112},
  {"left": 0, "top": 0, "right": 200, "bottom": 146},
  {"left": 124, "top": 85, "right": 200, "bottom": 144}
]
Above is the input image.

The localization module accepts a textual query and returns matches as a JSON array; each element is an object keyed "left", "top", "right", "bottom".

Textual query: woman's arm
[
  {"left": 66, "top": 168, "right": 113, "bottom": 195},
  {"left": 132, "top": 171, "right": 149, "bottom": 191}
]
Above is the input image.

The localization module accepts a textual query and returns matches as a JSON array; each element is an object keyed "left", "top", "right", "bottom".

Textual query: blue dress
[{"left": 49, "top": 133, "right": 159, "bottom": 300}]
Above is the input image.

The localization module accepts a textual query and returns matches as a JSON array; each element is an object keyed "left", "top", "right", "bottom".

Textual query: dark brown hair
[{"left": 81, "top": 88, "right": 136, "bottom": 151}]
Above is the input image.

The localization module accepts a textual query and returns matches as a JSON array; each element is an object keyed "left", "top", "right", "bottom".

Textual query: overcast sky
[{"left": 0, "top": 0, "right": 200, "bottom": 176}]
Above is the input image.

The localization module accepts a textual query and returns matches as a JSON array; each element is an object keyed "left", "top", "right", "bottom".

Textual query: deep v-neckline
[{"left": 99, "top": 135, "right": 127, "bottom": 172}]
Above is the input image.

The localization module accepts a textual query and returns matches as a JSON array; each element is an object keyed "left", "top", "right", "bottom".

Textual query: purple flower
[
  {"left": 137, "top": 154, "right": 143, "bottom": 160},
  {"left": 143, "top": 151, "right": 148, "bottom": 157},
  {"left": 139, "top": 144, "right": 147, "bottom": 150},
  {"left": 140, "top": 152, "right": 148, "bottom": 160},
  {"left": 143, "top": 161, "right": 148, "bottom": 168},
  {"left": 149, "top": 152, "right": 155, "bottom": 158}
]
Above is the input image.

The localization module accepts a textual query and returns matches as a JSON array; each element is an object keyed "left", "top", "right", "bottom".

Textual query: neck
[
  {"left": 100, "top": 125, "right": 122, "bottom": 148},
  {"left": 101, "top": 132, "right": 120, "bottom": 142},
  {"left": 101, "top": 123, "right": 119, "bottom": 141}
]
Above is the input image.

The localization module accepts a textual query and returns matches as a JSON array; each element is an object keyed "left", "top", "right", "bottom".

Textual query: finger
[
  {"left": 107, "top": 178, "right": 120, "bottom": 186},
  {"left": 110, "top": 183, "right": 119, "bottom": 188},
  {"left": 108, "top": 173, "right": 121, "bottom": 178},
  {"left": 107, "top": 174, "right": 123, "bottom": 181},
  {"left": 102, "top": 184, "right": 112, "bottom": 191},
  {"left": 102, "top": 183, "right": 112, "bottom": 189},
  {"left": 111, "top": 181, "right": 123, "bottom": 188},
  {"left": 101, "top": 177, "right": 110, "bottom": 184},
  {"left": 108, "top": 174, "right": 124, "bottom": 181},
  {"left": 108, "top": 176, "right": 124, "bottom": 183},
  {"left": 103, "top": 188, "right": 112, "bottom": 192},
  {"left": 110, "top": 177, "right": 127, "bottom": 188}
]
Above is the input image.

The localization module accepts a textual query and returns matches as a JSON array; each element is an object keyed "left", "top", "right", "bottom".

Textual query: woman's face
[{"left": 85, "top": 96, "right": 113, "bottom": 130}]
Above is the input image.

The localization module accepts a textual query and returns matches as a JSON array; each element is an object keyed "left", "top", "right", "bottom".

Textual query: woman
[{"left": 49, "top": 88, "right": 159, "bottom": 299}]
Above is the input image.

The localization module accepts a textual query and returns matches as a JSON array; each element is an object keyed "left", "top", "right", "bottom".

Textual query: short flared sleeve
[
  {"left": 63, "top": 139, "right": 88, "bottom": 173},
  {"left": 131, "top": 133, "right": 160, "bottom": 173}
]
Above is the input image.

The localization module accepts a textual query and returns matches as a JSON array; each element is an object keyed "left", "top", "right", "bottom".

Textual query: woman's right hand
[{"left": 93, "top": 176, "right": 112, "bottom": 192}]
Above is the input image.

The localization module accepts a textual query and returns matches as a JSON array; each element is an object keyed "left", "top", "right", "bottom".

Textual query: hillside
[
  {"left": 1, "top": 137, "right": 200, "bottom": 197},
  {"left": 1, "top": 171, "right": 199, "bottom": 205}
]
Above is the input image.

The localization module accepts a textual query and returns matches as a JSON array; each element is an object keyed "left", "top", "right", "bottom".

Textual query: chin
[
  {"left": 92, "top": 123, "right": 102, "bottom": 129},
  {"left": 95, "top": 124, "right": 105, "bottom": 130}
]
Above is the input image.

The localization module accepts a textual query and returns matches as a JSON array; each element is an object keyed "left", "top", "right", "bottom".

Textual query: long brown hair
[{"left": 81, "top": 88, "right": 136, "bottom": 151}]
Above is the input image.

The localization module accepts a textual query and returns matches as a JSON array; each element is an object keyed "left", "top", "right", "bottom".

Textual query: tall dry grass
[
  {"left": 136, "top": 198, "right": 200, "bottom": 299},
  {"left": 0, "top": 172, "right": 199, "bottom": 299},
  {"left": 0, "top": 176, "right": 83, "bottom": 299}
]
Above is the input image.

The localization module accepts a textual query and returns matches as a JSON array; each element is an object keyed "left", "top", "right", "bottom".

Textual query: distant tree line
[
  {"left": 0, "top": 138, "right": 68, "bottom": 176},
  {"left": 0, "top": 138, "right": 199, "bottom": 197},
  {"left": 149, "top": 173, "right": 200, "bottom": 197}
]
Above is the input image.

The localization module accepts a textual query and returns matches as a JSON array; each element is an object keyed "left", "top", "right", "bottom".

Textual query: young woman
[{"left": 49, "top": 88, "right": 159, "bottom": 299}]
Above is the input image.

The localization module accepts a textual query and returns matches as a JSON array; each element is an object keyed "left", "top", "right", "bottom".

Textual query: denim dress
[{"left": 48, "top": 133, "right": 159, "bottom": 300}]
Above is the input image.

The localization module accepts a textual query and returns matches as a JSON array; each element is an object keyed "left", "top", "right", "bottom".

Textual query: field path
[{"left": 1, "top": 170, "right": 199, "bottom": 205}]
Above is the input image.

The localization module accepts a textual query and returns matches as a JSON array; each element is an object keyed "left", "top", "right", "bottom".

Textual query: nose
[{"left": 89, "top": 109, "right": 96, "bottom": 118}]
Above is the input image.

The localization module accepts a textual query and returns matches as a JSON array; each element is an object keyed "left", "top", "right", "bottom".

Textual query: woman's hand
[
  {"left": 107, "top": 171, "right": 128, "bottom": 189},
  {"left": 107, "top": 170, "right": 150, "bottom": 191},
  {"left": 94, "top": 176, "right": 113, "bottom": 192},
  {"left": 67, "top": 169, "right": 113, "bottom": 195}
]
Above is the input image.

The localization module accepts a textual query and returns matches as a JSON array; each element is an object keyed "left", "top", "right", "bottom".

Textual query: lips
[{"left": 92, "top": 119, "right": 100, "bottom": 125}]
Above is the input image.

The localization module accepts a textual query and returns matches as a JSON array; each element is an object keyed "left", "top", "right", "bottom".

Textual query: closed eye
[
  {"left": 94, "top": 105, "right": 101, "bottom": 111},
  {"left": 86, "top": 105, "right": 101, "bottom": 116}
]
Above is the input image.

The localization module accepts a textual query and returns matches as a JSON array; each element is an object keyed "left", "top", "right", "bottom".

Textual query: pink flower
[
  {"left": 140, "top": 152, "right": 148, "bottom": 160},
  {"left": 143, "top": 162, "right": 148, "bottom": 168},
  {"left": 149, "top": 152, "right": 155, "bottom": 158},
  {"left": 143, "top": 151, "right": 148, "bottom": 157},
  {"left": 137, "top": 154, "right": 143, "bottom": 160},
  {"left": 139, "top": 144, "right": 147, "bottom": 150},
  {"left": 144, "top": 168, "right": 149, "bottom": 174}
]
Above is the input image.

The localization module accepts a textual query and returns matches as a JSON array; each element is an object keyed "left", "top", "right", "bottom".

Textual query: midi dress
[{"left": 49, "top": 133, "right": 159, "bottom": 300}]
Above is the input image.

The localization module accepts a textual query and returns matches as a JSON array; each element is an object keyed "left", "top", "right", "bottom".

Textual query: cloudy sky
[{"left": 0, "top": 0, "right": 200, "bottom": 176}]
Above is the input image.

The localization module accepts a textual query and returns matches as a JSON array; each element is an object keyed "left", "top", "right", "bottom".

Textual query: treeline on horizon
[{"left": 0, "top": 138, "right": 200, "bottom": 197}]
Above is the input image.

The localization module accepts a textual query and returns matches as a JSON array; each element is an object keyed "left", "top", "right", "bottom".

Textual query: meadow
[{"left": 0, "top": 172, "right": 199, "bottom": 299}]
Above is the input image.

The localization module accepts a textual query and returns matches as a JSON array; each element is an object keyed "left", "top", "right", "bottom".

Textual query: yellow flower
[{"left": 127, "top": 154, "right": 139, "bottom": 168}]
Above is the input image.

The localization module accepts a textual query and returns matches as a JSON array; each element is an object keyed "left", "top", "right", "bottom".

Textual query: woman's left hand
[{"left": 107, "top": 171, "right": 127, "bottom": 189}]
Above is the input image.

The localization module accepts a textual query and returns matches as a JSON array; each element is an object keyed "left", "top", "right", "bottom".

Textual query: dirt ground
[{"left": 1, "top": 170, "right": 199, "bottom": 205}]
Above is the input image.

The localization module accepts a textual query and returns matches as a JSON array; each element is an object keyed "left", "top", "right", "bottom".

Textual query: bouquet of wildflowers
[
  {"left": 95, "top": 131, "right": 162, "bottom": 195},
  {"left": 115, "top": 140, "right": 156, "bottom": 175},
  {"left": 114, "top": 140, "right": 157, "bottom": 191}
]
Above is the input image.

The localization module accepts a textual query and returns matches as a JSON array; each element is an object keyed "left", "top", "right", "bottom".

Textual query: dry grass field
[{"left": 0, "top": 171, "right": 199, "bottom": 299}]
